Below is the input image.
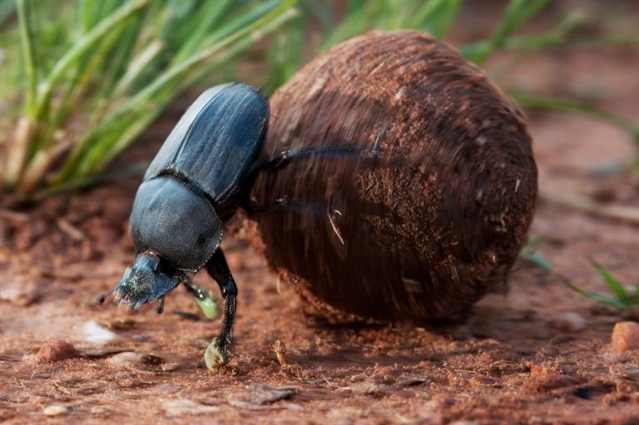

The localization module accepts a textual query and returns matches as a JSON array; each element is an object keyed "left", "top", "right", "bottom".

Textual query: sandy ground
[{"left": 1, "top": 1, "right": 638, "bottom": 424}]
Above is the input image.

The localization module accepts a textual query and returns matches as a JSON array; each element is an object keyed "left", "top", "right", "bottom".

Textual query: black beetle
[
  {"left": 99, "top": 82, "right": 359, "bottom": 368},
  {"left": 100, "top": 83, "right": 272, "bottom": 368}
]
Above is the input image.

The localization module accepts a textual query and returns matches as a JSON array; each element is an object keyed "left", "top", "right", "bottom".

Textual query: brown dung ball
[{"left": 250, "top": 30, "right": 538, "bottom": 323}]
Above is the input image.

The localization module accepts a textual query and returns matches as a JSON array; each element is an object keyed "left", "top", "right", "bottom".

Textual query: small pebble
[
  {"left": 108, "top": 352, "right": 145, "bottom": 368},
  {"left": 611, "top": 321, "right": 639, "bottom": 352},
  {"left": 241, "top": 384, "right": 298, "bottom": 405},
  {"left": 162, "top": 399, "right": 220, "bottom": 416},
  {"left": 43, "top": 405, "right": 70, "bottom": 416},
  {"left": 345, "top": 382, "right": 382, "bottom": 395},
  {"left": 0, "top": 281, "right": 40, "bottom": 306},
  {"left": 108, "top": 351, "right": 163, "bottom": 369},
  {"left": 36, "top": 340, "right": 82, "bottom": 362},
  {"left": 552, "top": 312, "right": 586, "bottom": 333},
  {"left": 81, "top": 320, "right": 118, "bottom": 344}
]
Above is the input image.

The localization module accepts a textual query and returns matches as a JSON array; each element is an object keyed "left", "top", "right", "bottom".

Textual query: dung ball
[{"left": 250, "top": 30, "right": 538, "bottom": 323}]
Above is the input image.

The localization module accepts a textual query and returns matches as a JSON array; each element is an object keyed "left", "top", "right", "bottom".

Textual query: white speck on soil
[
  {"left": 162, "top": 399, "right": 220, "bottom": 416},
  {"left": 552, "top": 312, "right": 586, "bottom": 333},
  {"left": 43, "top": 405, "right": 70, "bottom": 416},
  {"left": 81, "top": 320, "right": 118, "bottom": 344}
]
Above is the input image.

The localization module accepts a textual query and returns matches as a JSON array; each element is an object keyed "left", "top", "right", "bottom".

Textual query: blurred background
[{"left": 1, "top": 0, "right": 637, "bottom": 197}]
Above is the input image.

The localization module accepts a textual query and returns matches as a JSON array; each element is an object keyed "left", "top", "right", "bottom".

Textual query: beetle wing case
[{"left": 144, "top": 83, "right": 269, "bottom": 205}]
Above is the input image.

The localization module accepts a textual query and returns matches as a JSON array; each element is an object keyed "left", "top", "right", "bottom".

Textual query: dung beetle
[{"left": 100, "top": 83, "right": 272, "bottom": 368}]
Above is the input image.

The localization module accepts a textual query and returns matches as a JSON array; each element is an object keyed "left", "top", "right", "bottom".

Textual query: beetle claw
[
  {"left": 97, "top": 290, "right": 113, "bottom": 305},
  {"left": 204, "top": 338, "right": 228, "bottom": 369},
  {"left": 156, "top": 296, "right": 165, "bottom": 314}
]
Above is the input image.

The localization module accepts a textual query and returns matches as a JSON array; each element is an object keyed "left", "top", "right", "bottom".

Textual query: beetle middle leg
[{"left": 203, "top": 248, "right": 237, "bottom": 368}]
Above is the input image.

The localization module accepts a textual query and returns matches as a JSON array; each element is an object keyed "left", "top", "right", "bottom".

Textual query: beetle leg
[
  {"left": 249, "top": 146, "right": 359, "bottom": 174},
  {"left": 243, "top": 146, "right": 372, "bottom": 215},
  {"left": 96, "top": 289, "right": 113, "bottom": 304},
  {"left": 182, "top": 275, "right": 209, "bottom": 300},
  {"left": 203, "top": 248, "right": 237, "bottom": 368},
  {"left": 155, "top": 296, "right": 165, "bottom": 314},
  {"left": 241, "top": 195, "right": 290, "bottom": 214}
]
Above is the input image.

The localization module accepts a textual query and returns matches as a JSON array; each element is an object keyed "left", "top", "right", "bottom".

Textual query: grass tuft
[
  {"left": 1, "top": 0, "right": 637, "bottom": 198},
  {"left": 1, "top": 0, "right": 297, "bottom": 197},
  {"left": 521, "top": 242, "right": 638, "bottom": 319}
]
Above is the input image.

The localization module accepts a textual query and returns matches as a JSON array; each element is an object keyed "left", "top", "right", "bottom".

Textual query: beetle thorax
[{"left": 129, "top": 176, "right": 223, "bottom": 271}]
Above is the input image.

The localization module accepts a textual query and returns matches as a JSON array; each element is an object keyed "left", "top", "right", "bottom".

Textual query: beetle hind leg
[
  {"left": 248, "top": 146, "right": 360, "bottom": 175},
  {"left": 203, "top": 248, "right": 237, "bottom": 369},
  {"left": 241, "top": 195, "right": 291, "bottom": 214}
]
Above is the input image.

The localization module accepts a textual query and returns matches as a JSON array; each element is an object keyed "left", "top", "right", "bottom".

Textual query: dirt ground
[{"left": 1, "top": 2, "right": 638, "bottom": 424}]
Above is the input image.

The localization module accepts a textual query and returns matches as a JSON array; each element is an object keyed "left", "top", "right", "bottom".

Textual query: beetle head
[{"left": 114, "top": 252, "right": 181, "bottom": 308}]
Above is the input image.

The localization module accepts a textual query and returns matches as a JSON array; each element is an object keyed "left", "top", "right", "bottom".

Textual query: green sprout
[
  {"left": 562, "top": 260, "right": 639, "bottom": 319},
  {"left": 519, "top": 238, "right": 553, "bottom": 272},
  {"left": 521, "top": 242, "right": 638, "bottom": 319}
]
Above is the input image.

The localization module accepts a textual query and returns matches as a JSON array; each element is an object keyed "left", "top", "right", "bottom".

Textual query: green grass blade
[
  {"left": 346, "top": 0, "right": 367, "bottom": 16},
  {"left": 520, "top": 242, "right": 633, "bottom": 311},
  {"left": 34, "top": 0, "right": 149, "bottom": 120},
  {"left": 113, "top": 41, "right": 165, "bottom": 96},
  {"left": 118, "top": 0, "right": 297, "bottom": 113},
  {"left": 467, "top": 0, "right": 551, "bottom": 65},
  {"left": 0, "top": 0, "right": 16, "bottom": 27},
  {"left": 98, "top": 10, "right": 148, "bottom": 97},
  {"left": 460, "top": 12, "right": 584, "bottom": 58},
  {"left": 265, "top": 15, "right": 304, "bottom": 94},
  {"left": 204, "top": 0, "right": 291, "bottom": 44},
  {"left": 322, "top": 0, "right": 377, "bottom": 49},
  {"left": 589, "top": 259, "right": 630, "bottom": 301},
  {"left": 16, "top": 0, "right": 36, "bottom": 114},
  {"left": 520, "top": 250, "right": 553, "bottom": 272},
  {"left": 417, "top": 0, "right": 463, "bottom": 39},
  {"left": 4, "top": 0, "right": 38, "bottom": 187},
  {"left": 172, "top": 0, "right": 234, "bottom": 63},
  {"left": 513, "top": 93, "right": 639, "bottom": 142},
  {"left": 40, "top": 163, "right": 149, "bottom": 197},
  {"left": 558, "top": 274, "right": 627, "bottom": 309},
  {"left": 57, "top": 0, "right": 298, "bottom": 183}
]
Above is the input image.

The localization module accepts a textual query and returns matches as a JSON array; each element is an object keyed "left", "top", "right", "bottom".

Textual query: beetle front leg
[{"left": 203, "top": 248, "right": 237, "bottom": 369}]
